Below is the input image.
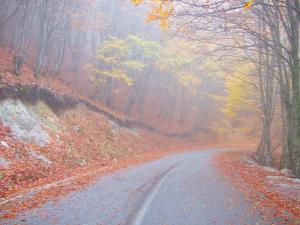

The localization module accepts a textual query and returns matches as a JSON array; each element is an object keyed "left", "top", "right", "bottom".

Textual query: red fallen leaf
[
  {"left": 214, "top": 151, "right": 300, "bottom": 223},
  {"left": 0, "top": 46, "right": 207, "bottom": 215},
  {"left": 1, "top": 212, "right": 17, "bottom": 219}
]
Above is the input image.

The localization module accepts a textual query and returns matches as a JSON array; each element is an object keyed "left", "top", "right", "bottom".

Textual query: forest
[
  {"left": 1, "top": 0, "right": 298, "bottom": 176},
  {"left": 0, "top": 1, "right": 300, "bottom": 224}
]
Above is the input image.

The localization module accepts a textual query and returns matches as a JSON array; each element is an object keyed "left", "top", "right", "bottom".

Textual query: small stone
[
  {"left": 0, "top": 156, "right": 10, "bottom": 168},
  {"left": 72, "top": 125, "right": 81, "bottom": 132},
  {"left": 28, "top": 149, "right": 52, "bottom": 165},
  {"left": 280, "top": 169, "right": 293, "bottom": 177},
  {"left": 15, "top": 149, "right": 21, "bottom": 159},
  {"left": 77, "top": 159, "right": 87, "bottom": 166},
  {"left": 0, "top": 99, "right": 51, "bottom": 147},
  {"left": 0, "top": 141, "right": 9, "bottom": 148}
]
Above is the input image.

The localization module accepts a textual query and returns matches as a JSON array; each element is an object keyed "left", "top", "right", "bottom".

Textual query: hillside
[{"left": 0, "top": 47, "right": 206, "bottom": 215}]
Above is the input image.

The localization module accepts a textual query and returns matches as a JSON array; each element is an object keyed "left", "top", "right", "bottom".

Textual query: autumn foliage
[
  {"left": 0, "top": 46, "right": 204, "bottom": 218},
  {"left": 215, "top": 152, "right": 300, "bottom": 223}
]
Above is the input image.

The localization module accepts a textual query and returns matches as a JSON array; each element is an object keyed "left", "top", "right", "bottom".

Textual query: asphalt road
[{"left": 2, "top": 149, "right": 279, "bottom": 225}]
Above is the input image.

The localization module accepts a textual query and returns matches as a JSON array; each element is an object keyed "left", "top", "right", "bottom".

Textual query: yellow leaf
[
  {"left": 146, "top": 13, "right": 158, "bottom": 23},
  {"left": 131, "top": 0, "right": 142, "bottom": 6},
  {"left": 159, "top": 19, "right": 170, "bottom": 31},
  {"left": 244, "top": 0, "right": 254, "bottom": 9}
]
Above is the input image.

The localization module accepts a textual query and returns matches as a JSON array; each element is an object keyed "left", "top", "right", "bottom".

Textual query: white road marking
[{"left": 131, "top": 161, "right": 184, "bottom": 225}]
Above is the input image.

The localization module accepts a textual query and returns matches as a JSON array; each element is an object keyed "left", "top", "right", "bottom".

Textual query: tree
[
  {"left": 87, "top": 36, "right": 145, "bottom": 107},
  {"left": 133, "top": 0, "right": 300, "bottom": 176}
]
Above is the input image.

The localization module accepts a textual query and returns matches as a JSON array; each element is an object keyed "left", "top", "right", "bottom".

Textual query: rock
[
  {"left": 280, "top": 169, "right": 293, "bottom": 177},
  {"left": 109, "top": 120, "right": 120, "bottom": 134},
  {"left": 0, "top": 141, "right": 9, "bottom": 148},
  {"left": 0, "top": 99, "right": 51, "bottom": 146},
  {"left": 127, "top": 128, "right": 139, "bottom": 136},
  {"left": 28, "top": 149, "right": 52, "bottom": 165},
  {"left": 0, "top": 156, "right": 10, "bottom": 168},
  {"left": 15, "top": 149, "right": 21, "bottom": 159},
  {"left": 109, "top": 120, "right": 140, "bottom": 136},
  {"left": 261, "top": 166, "right": 278, "bottom": 173},
  {"left": 245, "top": 158, "right": 257, "bottom": 165},
  {"left": 72, "top": 125, "right": 81, "bottom": 132},
  {"left": 77, "top": 158, "right": 87, "bottom": 166},
  {"left": 267, "top": 175, "right": 300, "bottom": 191}
]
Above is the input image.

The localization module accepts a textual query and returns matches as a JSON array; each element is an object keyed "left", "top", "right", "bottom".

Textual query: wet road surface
[{"left": 2, "top": 149, "right": 279, "bottom": 225}]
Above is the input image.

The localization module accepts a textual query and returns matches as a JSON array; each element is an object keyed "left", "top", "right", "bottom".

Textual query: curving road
[{"left": 2, "top": 149, "right": 280, "bottom": 225}]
